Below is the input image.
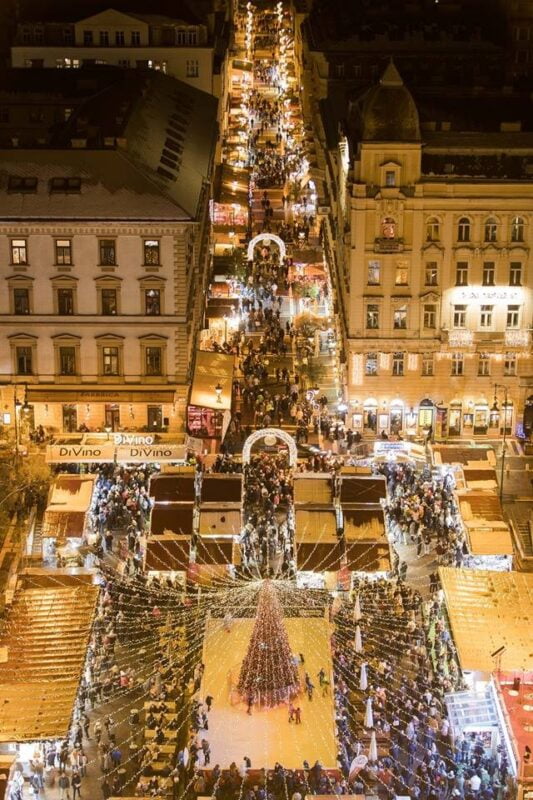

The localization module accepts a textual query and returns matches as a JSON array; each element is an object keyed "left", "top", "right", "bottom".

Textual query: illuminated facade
[{"left": 321, "top": 63, "right": 533, "bottom": 438}]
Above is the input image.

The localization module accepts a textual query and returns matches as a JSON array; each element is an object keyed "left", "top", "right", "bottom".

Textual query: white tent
[
  {"left": 364, "top": 697, "right": 373, "bottom": 729},
  {"left": 359, "top": 662, "right": 368, "bottom": 691},
  {"left": 368, "top": 729, "right": 378, "bottom": 762},
  {"left": 355, "top": 624, "right": 363, "bottom": 653}
]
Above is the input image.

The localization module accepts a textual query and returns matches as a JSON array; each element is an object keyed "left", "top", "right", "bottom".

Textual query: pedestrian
[
  {"left": 205, "top": 694, "right": 213, "bottom": 712},
  {"left": 58, "top": 772, "right": 71, "bottom": 800},
  {"left": 246, "top": 691, "right": 254, "bottom": 715},
  {"left": 295, "top": 707, "right": 302, "bottom": 724},
  {"left": 71, "top": 771, "right": 82, "bottom": 800}
]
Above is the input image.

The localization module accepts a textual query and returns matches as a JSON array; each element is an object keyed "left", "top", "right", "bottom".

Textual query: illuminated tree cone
[{"left": 237, "top": 580, "right": 300, "bottom": 707}]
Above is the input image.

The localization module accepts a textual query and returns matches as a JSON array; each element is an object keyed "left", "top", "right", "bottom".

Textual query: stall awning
[
  {"left": 293, "top": 475, "right": 334, "bottom": 506},
  {"left": 201, "top": 474, "right": 242, "bottom": 503},
  {"left": 339, "top": 476, "right": 387, "bottom": 504},
  {"left": 145, "top": 534, "right": 191, "bottom": 572},
  {"left": 189, "top": 350, "right": 234, "bottom": 410},
  {"left": 150, "top": 474, "right": 196, "bottom": 503},
  {"left": 438, "top": 567, "right": 533, "bottom": 673},
  {"left": 150, "top": 503, "right": 194, "bottom": 536},
  {"left": 198, "top": 509, "right": 241, "bottom": 537},
  {"left": 0, "top": 576, "right": 98, "bottom": 742}
]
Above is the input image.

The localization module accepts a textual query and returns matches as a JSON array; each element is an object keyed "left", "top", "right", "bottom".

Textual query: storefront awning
[
  {"left": 198, "top": 509, "right": 241, "bottom": 537},
  {"left": 0, "top": 576, "right": 98, "bottom": 742},
  {"left": 189, "top": 350, "right": 234, "bottom": 411},
  {"left": 438, "top": 567, "right": 533, "bottom": 673},
  {"left": 150, "top": 503, "right": 194, "bottom": 536},
  {"left": 145, "top": 534, "right": 191, "bottom": 572}
]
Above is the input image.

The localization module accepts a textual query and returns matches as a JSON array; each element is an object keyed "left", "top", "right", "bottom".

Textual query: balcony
[{"left": 374, "top": 237, "right": 404, "bottom": 253}]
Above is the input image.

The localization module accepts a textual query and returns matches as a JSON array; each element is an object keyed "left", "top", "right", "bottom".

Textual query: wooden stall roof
[
  {"left": 195, "top": 536, "right": 237, "bottom": 565},
  {"left": 339, "top": 476, "right": 386, "bottom": 505},
  {"left": 344, "top": 541, "right": 391, "bottom": 572},
  {"left": 41, "top": 510, "right": 86, "bottom": 539},
  {"left": 458, "top": 490, "right": 504, "bottom": 522},
  {"left": 149, "top": 474, "right": 196, "bottom": 503},
  {"left": 438, "top": 567, "right": 533, "bottom": 673},
  {"left": 145, "top": 534, "right": 191, "bottom": 571},
  {"left": 296, "top": 542, "right": 342, "bottom": 572},
  {"left": 295, "top": 510, "right": 337, "bottom": 543},
  {"left": 467, "top": 527, "right": 514, "bottom": 557},
  {"left": 189, "top": 350, "right": 234, "bottom": 411},
  {"left": 343, "top": 506, "right": 386, "bottom": 542},
  {"left": 293, "top": 475, "right": 334, "bottom": 506},
  {"left": 0, "top": 580, "right": 98, "bottom": 742},
  {"left": 462, "top": 467, "right": 498, "bottom": 490},
  {"left": 150, "top": 503, "right": 194, "bottom": 536},
  {"left": 432, "top": 445, "right": 494, "bottom": 466},
  {"left": 201, "top": 474, "right": 242, "bottom": 504},
  {"left": 198, "top": 509, "right": 241, "bottom": 537}
]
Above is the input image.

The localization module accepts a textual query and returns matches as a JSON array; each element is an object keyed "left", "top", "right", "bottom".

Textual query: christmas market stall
[{"left": 41, "top": 474, "right": 96, "bottom": 562}]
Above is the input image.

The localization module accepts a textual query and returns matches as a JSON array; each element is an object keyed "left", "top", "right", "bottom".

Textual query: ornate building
[{"left": 319, "top": 62, "right": 533, "bottom": 439}]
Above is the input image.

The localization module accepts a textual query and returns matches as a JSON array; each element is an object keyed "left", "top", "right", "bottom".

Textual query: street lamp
[{"left": 492, "top": 383, "right": 509, "bottom": 503}]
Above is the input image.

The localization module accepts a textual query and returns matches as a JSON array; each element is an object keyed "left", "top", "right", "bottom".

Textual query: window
[
  {"left": 421, "top": 353, "right": 434, "bottom": 376},
  {"left": 425, "top": 217, "right": 440, "bottom": 242},
  {"left": 99, "top": 239, "right": 116, "bottom": 265},
  {"left": 58, "top": 346, "right": 76, "bottom": 376},
  {"left": 102, "top": 346, "right": 120, "bottom": 376},
  {"left": 83, "top": 30, "right": 93, "bottom": 45},
  {"left": 367, "top": 260, "right": 380, "bottom": 285},
  {"left": 8, "top": 177, "right": 37, "bottom": 193},
  {"left": 144, "top": 240, "right": 160, "bottom": 265},
  {"left": 131, "top": 30, "right": 141, "bottom": 45},
  {"left": 482, "top": 262, "right": 495, "bottom": 286},
  {"left": 101, "top": 288, "right": 118, "bottom": 315},
  {"left": 334, "top": 63, "right": 345, "bottom": 78},
  {"left": 55, "top": 239, "right": 72, "bottom": 265},
  {"left": 365, "top": 353, "right": 378, "bottom": 376},
  {"left": 385, "top": 170, "right": 396, "bottom": 187},
  {"left": 480, "top": 305, "right": 493, "bottom": 327},
  {"left": 451, "top": 353, "right": 464, "bottom": 376},
  {"left": 145, "top": 346, "right": 162, "bottom": 376},
  {"left": 504, "top": 352, "right": 516, "bottom": 376},
  {"left": 507, "top": 305, "right": 520, "bottom": 328},
  {"left": 455, "top": 262, "right": 468, "bottom": 286},
  {"left": 63, "top": 28, "right": 73, "bottom": 44},
  {"left": 186, "top": 60, "right": 199, "bottom": 78},
  {"left": 453, "top": 305, "right": 467, "bottom": 328},
  {"left": 145, "top": 289, "right": 161, "bottom": 316},
  {"left": 366, "top": 304, "right": 379, "bottom": 329},
  {"left": 50, "top": 177, "right": 81, "bottom": 192},
  {"left": 425, "top": 262, "right": 438, "bottom": 286},
  {"left": 115, "top": 31, "right": 125, "bottom": 45},
  {"left": 393, "top": 305, "right": 407, "bottom": 329},
  {"left": 392, "top": 352, "right": 404, "bottom": 376},
  {"left": 510, "top": 216, "right": 524, "bottom": 242},
  {"left": 382, "top": 217, "right": 396, "bottom": 239},
  {"left": 118, "top": 59, "right": 130, "bottom": 68},
  {"left": 57, "top": 288, "right": 74, "bottom": 315},
  {"left": 395, "top": 261, "right": 408, "bottom": 285},
  {"left": 11, "top": 239, "right": 28, "bottom": 265},
  {"left": 13, "top": 288, "right": 30, "bottom": 314},
  {"left": 484, "top": 217, "right": 498, "bottom": 242},
  {"left": 423, "top": 304, "right": 436, "bottom": 329},
  {"left": 99, "top": 30, "right": 109, "bottom": 46},
  {"left": 509, "top": 262, "right": 522, "bottom": 286},
  {"left": 16, "top": 346, "right": 33, "bottom": 375},
  {"left": 478, "top": 353, "right": 490, "bottom": 376},
  {"left": 457, "top": 217, "right": 470, "bottom": 242}
]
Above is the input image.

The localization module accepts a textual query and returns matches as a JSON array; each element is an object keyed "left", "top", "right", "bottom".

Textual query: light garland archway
[
  {"left": 246, "top": 233, "right": 287, "bottom": 262},
  {"left": 242, "top": 427, "right": 297, "bottom": 467}
]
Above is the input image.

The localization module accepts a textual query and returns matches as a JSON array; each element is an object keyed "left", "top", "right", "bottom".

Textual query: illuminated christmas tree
[{"left": 238, "top": 580, "right": 300, "bottom": 707}]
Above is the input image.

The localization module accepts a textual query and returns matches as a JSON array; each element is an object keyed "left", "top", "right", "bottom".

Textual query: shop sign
[
  {"left": 457, "top": 288, "right": 521, "bottom": 301},
  {"left": 114, "top": 433, "right": 155, "bottom": 446},
  {"left": 46, "top": 443, "right": 115, "bottom": 463},
  {"left": 374, "top": 441, "right": 411, "bottom": 455},
  {"left": 116, "top": 444, "right": 186, "bottom": 463}
]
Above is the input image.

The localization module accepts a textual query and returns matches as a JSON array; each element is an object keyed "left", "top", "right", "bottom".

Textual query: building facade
[
  {"left": 0, "top": 71, "right": 217, "bottom": 437},
  {"left": 10, "top": 8, "right": 226, "bottom": 97},
  {"left": 320, "top": 64, "right": 533, "bottom": 439}
]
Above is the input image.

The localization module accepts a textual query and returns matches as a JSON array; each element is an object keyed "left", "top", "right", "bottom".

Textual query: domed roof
[{"left": 358, "top": 61, "right": 420, "bottom": 142}]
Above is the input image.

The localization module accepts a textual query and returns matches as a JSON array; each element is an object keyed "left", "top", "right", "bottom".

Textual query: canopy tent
[
  {"left": 0, "top": 575, "right": 98, "bottom": 742},
  {"left": 145, "top": 534, "right": 191, "bottom": 572},
  {"left": 42, "top": 475, "right": 95, "bottom": 541},
  {"left": 339, "top": 476, "right": 387, "bottom": 505},
  {"left": 438, "top": 567, "right": 533, "bottom": 673},
  {"left": 150, "top": 504, "right": 194, "bottom": 537},
  {"left": 293, "top": 475, "right": 334, "bottom": 506},
  {"left": 198, "top": 509, "right": 242, "bottom": 537},
  {"left": 149, "top": 474, "right": 196, "bottom": 503},
  {"left": 189, "top": 350, "right": 234, "bottom": 411},
  {"left": 295, "top": 510, "right": 341, "bottom": 571},
  {"left": 201, "top": 474, "right": 242, "bottom": 504}
]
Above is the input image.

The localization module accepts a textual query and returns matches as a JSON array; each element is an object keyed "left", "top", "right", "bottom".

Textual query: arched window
[
  {"left": 457, "top": 217, "right": 471, "bottom": 242},
  {"left": 484, "top": 217, "right": 498, "bottom": 243},
  {"left": 425, "top": 217, "right": 440, "bottom": 242},
  {"left": 382, "top": 217, "right": 396, "bottom": 239},
  {"left": 511, "top": 215, "right": 525, "bottom": 242}
]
